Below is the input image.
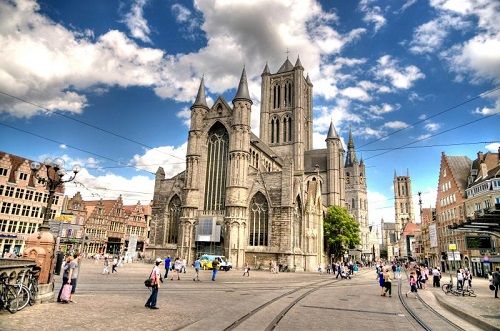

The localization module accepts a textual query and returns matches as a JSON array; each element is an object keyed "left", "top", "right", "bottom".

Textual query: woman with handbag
[
  {"left": 145, "top": 258, "right": 163, "bottom": 309},
  {"left": 57, "top": 255, "right": 75, "bottom": 303}
]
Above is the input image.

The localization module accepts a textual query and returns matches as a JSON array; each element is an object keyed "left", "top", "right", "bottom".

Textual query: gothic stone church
[{"left": 149, "top": 57, "right": 367, "bottom": 271}]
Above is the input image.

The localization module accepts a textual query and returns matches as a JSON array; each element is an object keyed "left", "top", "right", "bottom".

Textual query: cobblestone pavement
[{"left": 1, "top": 261, "right": 496, "bottom": 331}]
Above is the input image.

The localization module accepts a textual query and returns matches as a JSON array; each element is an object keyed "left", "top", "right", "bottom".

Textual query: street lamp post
[{"left": 23, "top": 158, "right": 80, "bottom": 286}]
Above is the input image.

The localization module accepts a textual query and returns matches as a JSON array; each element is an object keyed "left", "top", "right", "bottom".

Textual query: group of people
[
  {"left": 331, "top": 261, "right": 357, "bottom": 279},
  {"left": 102, "top": 256, "right": 123, "bottom": 274}
]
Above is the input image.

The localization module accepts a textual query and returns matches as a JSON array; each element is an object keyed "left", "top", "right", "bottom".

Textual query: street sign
[
  {"left": 447, "top": 251, "right": 460, "bottom": 261},
  {"left": 448, "top": 243, "right": 457, "bottom": 251}
]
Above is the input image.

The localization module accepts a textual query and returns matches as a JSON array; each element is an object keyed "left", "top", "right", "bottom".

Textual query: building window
[
  {"left": 270, "top": 116, "right": 280, "bottom": 144},
  {"left": 0, "top": 219, "right": 7, "bottom": 231},
  {"left": 25, "top": 190, "right": 33, "bottom": 200},
  {"left": 5, "top": 186, "right": 14, "bottom": 197},
  {"left": 21, "top": 205, "right": 30, "bottom": 216},
  {"left": 1, "top": 202, "right": 11, "bottom": 214},
  {"left": 248, "top": 192, "right": 269, "bottom": 246},
  {"left": 0, "top": 168, "right": 7, "bottom": 176},
  {"left": 19, "top": 173, "right": 28, "bottom": 180},
  {"left": 293, "top": 197, "right": 302, "bottom": 249},
  {"left": 167, "top": 195, "right": 181, "bottom": 244},
  {"left": 31, "top": 207, "right": 40, "bottom": 218},
  {"left": 283, "top": 81, "right": 293, "bottom": 107},
  {"left": 15, "top": 188, "right": 24, "bottom": 199},
  {"left": 204, "top": 123, "right": 229, "bottom": 211},
  {"left": 282, "top": 114, "right": 292, "bottom": 142},
  {"left": 34, "top": 192, "right": 42, "bottom": 202},
  {"left": 7, "top": 221, "right": 17, "bottom": 232},
  {"left": 273, "top": 84, "right": 280, "bottom": 109},
  {"left": 11, "top": 204, "right": 21, "bottom": 215}
]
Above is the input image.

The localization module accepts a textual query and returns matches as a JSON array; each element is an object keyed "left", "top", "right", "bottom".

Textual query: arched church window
[
  {"left": 273, "top": 84, "right": 281, "bottom": 109},
  {"left": 204, "top": 122, "right": 229, "bottom": 211},
  {"left": 352, "top": 198, "right": 355, "bottom": 209},
  {"left": 293, "top": 197, "right": 302, "bottom": 250},
  {"left": 271, "top": 116, "right": 280, "bottom": 144},
  {"left": 167, "top": 195, "right": 181, "bottom": 244},
  {"left": 284, "top": 81, "right": 293, "bottom": 107},
  {"left": 249, "top": 192, "right": 269, "bottom": 246},
  {"left": 282, "top": 114, "right": 292, "bottom": 142}
]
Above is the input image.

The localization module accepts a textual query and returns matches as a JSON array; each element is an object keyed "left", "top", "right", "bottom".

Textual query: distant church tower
[
  {"left": 393, "top": 171, "right": 415, "bottom": 239},
  {"left": 344, "top": 129, "right": 369, "bottom": 260}
]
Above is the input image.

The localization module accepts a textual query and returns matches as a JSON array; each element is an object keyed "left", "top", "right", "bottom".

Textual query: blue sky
[{"left": 0, "top": 0, "right": 498, "bottom": 225}]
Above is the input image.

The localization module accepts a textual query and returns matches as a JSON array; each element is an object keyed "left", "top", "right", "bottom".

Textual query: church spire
[
  {"left": 345, "top": 127, "right": 358, "bottom": 167},
  {"left": 233, "top": 67, "right": 252, "bottom": 104},
  {"left": 192, "top": 76, "right": 208, "bottom": 108}
]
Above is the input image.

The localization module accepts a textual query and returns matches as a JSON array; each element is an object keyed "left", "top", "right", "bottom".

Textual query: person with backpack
[
  {"left": 145, "top": 258, "right": 163, "bottom": 309},
  {"left": 211, "top": 258, "right": 220, "bottom": 281}
]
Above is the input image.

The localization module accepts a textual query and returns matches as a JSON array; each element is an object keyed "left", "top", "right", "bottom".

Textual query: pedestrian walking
[
  {"left": 193, "top": 257, "right": 201, "bottom": 281},
  {"left": 171, "top": 257, "right": 182, "bottom": 280},
  {"left": 464, "top": 268, "right": 472, "bottom": 288},
  {"left": 383, "top": 269, "right": 392, "bottom": 297},
  {"left": 406, "top": 274, "right": 418, "bottom": 298},
  {"left": 432, "top": 267, "right": 441, "bottom": 287},
  {"left": 102, "top": 257, "right": 110, "bottom": 274},
  {"left": 145, "top": 258, "right": 163, "bottom": 309},
  {"left": 164, "top": 256, "right": 171, "bottom": 279},
  {"left": 112, "top": 257, "right": 118, "bottom": 273},
  {"left": 457, "top": 269, "right": 464, "bottom": 290},
  {"left": 211, "top": 258, "right": 220, "bottom": 281},
  {"left": 377, "top": 267, "right": 385, "bottom": 296},
  {"left": 242, "top": 263, "right": 250, "bottom": 277},
  {"left": 492, "top": 268, "right": 500, "bottom": 298}
]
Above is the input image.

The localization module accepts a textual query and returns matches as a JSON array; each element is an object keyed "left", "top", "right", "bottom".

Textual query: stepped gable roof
[
  {"left": 0, "top": 151, "right": 62, "bottom": 191},
  {"left": 444, "top": 155, "right": 472, "bottom": 191},
  {"left": 85, "top": 199, "right": 117, "bottom": 215},
  {"left": 233, "top": 67, "right": 251, "bottom": 102},
  {"left": 192, "top": 76, "right": 208, "bottom": 108},
  {"left": 250, "top": 132, "right": 283, "bottom": 166},
  {"left": 277, "top": 58, "right": 294, "bottom": 73}
]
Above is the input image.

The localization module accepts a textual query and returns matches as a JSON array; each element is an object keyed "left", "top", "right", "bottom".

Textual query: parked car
[{"left": 199, "top": 255, "right": 232, "bottom": 271}]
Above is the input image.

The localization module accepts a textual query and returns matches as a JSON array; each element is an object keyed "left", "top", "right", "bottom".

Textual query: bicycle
[
  {"left": 25, "top": 267, "right": 40, "bottom": 306},
  {"left": 0, "top": 275, "right": 22, "bottom": 313}
]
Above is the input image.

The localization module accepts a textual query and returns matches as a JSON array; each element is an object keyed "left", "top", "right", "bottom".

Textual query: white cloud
[
  {"left": 369, "top": 103, "right": 399, "bottom": 115},
  {"left": 172, "top": 4, "right": 191, "bottom": 22},
  {"left": 340, "top": 87, "right": 371, "bottom": 102},
  {"left": 123, "top": 0, "right": 152, "bottom": 43},
  {"left": 176, "top": 107, "right": 191, "bottom": 127},
  {"left": 485, "top": 142, "right": 500, "bottom": 152},
  {"left": 359, "top": 1, "right": 387, "bottom": 33},
  {"left": 373, "top": 55, "right": 425, "bottom": 89},
  {"left": 424, "top": 122, "right": 441, "bottom": 132},
  {"left": 383, "top": 121, "right": 409, "bottom": 129},
  {"left": 132, "top": 143, "right": 187, "bottom": 177},
  {"left": 417, "top": 133, "right": 432, "bottom": 140},
  {"left": 397, "top": 0, "right": 417, "bottom": 13},
  {"left": 59, "top": 144, "right": 67, "bottom": 149}
]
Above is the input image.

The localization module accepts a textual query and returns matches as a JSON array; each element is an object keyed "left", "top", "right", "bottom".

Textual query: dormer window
[
  {"left": 0, "top": 168, "right": 7, "bottom": 176},
  {"left": 19, "top": 172, "right": 28, "bottom": 180}
]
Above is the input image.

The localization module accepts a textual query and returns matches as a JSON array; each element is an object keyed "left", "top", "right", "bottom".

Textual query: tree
[{"left": 323, "top": 205, "right": 361, "bottom": 261}]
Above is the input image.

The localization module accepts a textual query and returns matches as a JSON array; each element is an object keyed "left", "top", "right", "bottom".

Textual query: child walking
[{"left": 406, "top": 274, "right": 418, "bottom": 298}]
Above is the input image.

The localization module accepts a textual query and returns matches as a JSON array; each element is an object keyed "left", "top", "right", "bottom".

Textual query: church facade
[{"left": 148, "top": 58, "right": 367, "bottom": 271}]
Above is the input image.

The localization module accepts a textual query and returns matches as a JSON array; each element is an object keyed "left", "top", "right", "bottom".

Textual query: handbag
[
  {"left": 489, "top": 280, "right": 495, "bottom": 291},
  {"left": 144, "top": 267, "right": 155, "bottom": 288},
  {"left": 60, "top": 284, "right": 72, "bottom": 302}
]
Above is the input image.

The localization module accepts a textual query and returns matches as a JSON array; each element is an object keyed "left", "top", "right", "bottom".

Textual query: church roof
[
  {"left": 233, "top": 67, "right": 252, "bottom": 102},
  {"left": 192, "top": 76, "right": 208, "bottom": 108},
  {"left": 277, "top": 58, "right": 294, "bottom": 73},
  {"left": 306, "top": 74, "right": 312, "bottom": 86},
  {"left": 250, "top": 132, "right": 283, "bottom": 166},
  {"left": 345, "top": 128, "right": 357, "bottom": 167}
]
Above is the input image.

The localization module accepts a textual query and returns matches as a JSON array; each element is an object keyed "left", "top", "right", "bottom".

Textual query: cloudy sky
[{"left": 0, "top": 0, "right": 499, "bottom": 226}]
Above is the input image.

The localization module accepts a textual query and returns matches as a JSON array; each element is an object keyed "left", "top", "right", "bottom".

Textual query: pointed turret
[
  {"left": 325, "top": 120, "right": 339, "bottom": 141},
  {"left": 345, "top": 127, "right": 358, "bottom": 167},
  {"left": 261, "top": 62, "right": 270, "bottom": 76},
  {"left": 233, "top": 67, "right": 252, "bottom": 104},
  {"left": 192, "top": 76, "right": 208, "bottom": 108},
  {"left": 294, "top": 55, "right": 303, "bottom": 70},
  {"left": 305, "top": 73, "right": 312, "bottom": 86}
]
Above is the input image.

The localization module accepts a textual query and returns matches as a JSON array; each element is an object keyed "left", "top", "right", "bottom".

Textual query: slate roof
[
  {"left": 250, "top": 133, "right": 283, "bottom": 166},
  {"left": 277, "top": 58, "right": 294, "bottom": 73},
  {"left": 304, "top": 149, "right": 328, "bottom": 172}
]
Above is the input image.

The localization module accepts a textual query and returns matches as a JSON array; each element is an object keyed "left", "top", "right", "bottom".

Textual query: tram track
[{"left": 397, "top": 277, "right": 466, "bottom": 331}]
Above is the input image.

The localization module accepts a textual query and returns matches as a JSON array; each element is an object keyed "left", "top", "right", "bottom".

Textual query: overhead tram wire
[
  {"left": 0, "top": 90, "right": 185, "bottom": 161},
  {"left": 359, "top": 140, "right": 498, "bottom": 152},
  {"left": 365, "top": 112, "right": 500, "bottom": 161},
  {"left": 0, "top": 121, "right": 156, "bottom": 176},
  {"left": 358, "top": 86, "right": 500, "bottom": 149}
]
